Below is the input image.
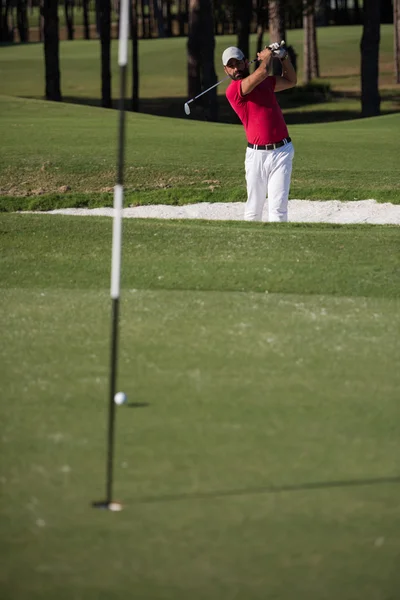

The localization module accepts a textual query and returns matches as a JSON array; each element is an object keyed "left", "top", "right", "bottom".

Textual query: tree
[
  {"left": 187, "top": 0, "right": 218, "bottom": 121},
  {"left": 381, "top": 0, "right": 393, "bottom": 22},
  {"left": 269, "top": 0, "right": 287, "bottom": 75},
  {"left": 269, "top": 0, "right": 286, "bottom": 44},
  {"left": 178, "top": 0, "right": 187, "bottom": 36},
  {"left": 153, "top": 0, "right": 164, "bottom": 37},
  {"left": 360, "top": 0, "right": 380, "bottom": 117},
  {"left": 303, "top": 0, "right": 319, "bottom": 83},
  {"left": 43, "top": 0, "right": 62, "bottom": 101},
  {"left": 131, "top": 0, "right": 139, "bottom": 111},
  {"left": 1, "top": 0, "right": 13, "bottom": 42},
  {"left": 236, "top": 0, "right": 252, "bottom": 59},
  {"left": 255, "top": 0, "right": 268, "bottom": 66},
  {"left": 97, "top": 0, "right": 112, "bottom": 108},
  {"left": 395, "top": 0, "right": 400, "bottom": 83},
  {"left": 64, "top": 0, "right": 74, "bottom": 39},
  {"left": 165, "top": 0, "right": 173, "bottom": 36},
  {"left": 140, "top": 0, "right": 151, "bottom": 38},
  {"left": 83, "top": 0, "right": 90, "bottom": 39},
  {"left": 353, "top": 0, "right": 361, "bottom": 24},
  {"left": 315, "top": 0, "right": 328, "bottom": 26},
  {"left": 17, "top": 0, "right": 29, "bottom": 42}
]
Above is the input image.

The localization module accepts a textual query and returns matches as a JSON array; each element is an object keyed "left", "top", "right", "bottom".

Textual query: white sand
[{"left": 40, "top": 199, "right": 400, "bottom": 225}]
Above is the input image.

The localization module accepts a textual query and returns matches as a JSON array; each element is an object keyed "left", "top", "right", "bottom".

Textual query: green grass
[
  {"left": 0, "top": 25, "right": 398, "bottom": 110},
  {"left": 2, "top": 215, "right": 400, "bottom": 296},
  {"left": 1, "top": 26, "right": 399, "bottom": 208},
  {"left": 1, "top": 213, "right": 400, "bottom": 599},
  {"left": 2, "top": 23, "right": 400, "bottom": 600},
  {"left": 1, "top": 95, "right": 399, "bottom": 207}
]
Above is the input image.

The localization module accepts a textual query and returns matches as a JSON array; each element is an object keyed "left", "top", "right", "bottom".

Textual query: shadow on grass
[
  {"left": 126, "top": 401, "right": 150, "bottom": 408},
  {"left": 0, "top": 40, "right": 42, "bottom": 47},
  {"left": 132, "top": 475, "right": 400, "bottom": 505},
  {"left": 20, "top": 91, "right": 399, "bottom": 125}
]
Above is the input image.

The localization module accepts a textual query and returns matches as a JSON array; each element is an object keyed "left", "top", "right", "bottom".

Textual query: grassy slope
[
  {"left": 1, "top": 26, "right": 399, "bottom": 207},
  {"left": 1, "top": 214, "right": 400, "bottom": 600},
  {"left": 0, "top": 96, "right": 399, "bottom": 207}
]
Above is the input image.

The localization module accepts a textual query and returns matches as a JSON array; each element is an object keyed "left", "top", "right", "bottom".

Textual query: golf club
[{"left": 184, "top": 58, "right": 257, "bottom": 115}]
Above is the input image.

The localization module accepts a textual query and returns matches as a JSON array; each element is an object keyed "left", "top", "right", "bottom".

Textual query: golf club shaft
[
  {"left": 186, "top": 58, "right": 257, "bottom": 106},
  {"left": 186, "top": 74, "right": 231, "bottom": 106}
]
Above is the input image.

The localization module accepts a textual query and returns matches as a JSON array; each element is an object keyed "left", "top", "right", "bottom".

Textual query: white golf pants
[{"left": 244, "top": 142, "right": 294, "bottom": 222}]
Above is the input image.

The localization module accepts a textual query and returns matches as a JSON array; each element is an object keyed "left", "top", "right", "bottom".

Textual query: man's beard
[{"left": 230, "top": 67, "right": 250, "bottom": 80}]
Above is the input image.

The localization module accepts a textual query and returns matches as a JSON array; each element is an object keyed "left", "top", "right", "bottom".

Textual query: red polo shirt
[{"left": 226, "top": 76, "right": 289, "bottom": 145}]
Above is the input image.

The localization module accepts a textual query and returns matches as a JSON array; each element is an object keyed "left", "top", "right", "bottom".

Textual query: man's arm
[
  {"left": 240, "top": 48, "right": 273, "bottom": 96},
  {"left": 275, "top": 54, "right": 297, "bottom": 92}
]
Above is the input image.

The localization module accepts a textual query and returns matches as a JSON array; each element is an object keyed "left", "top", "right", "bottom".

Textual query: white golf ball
[{"left": 114, "top": 392, "right": 127, "bottom": 405}]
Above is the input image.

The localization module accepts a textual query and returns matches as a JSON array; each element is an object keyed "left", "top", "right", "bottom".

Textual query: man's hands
[
  {"left": 256, "top": 47, "right": 273, "bottom": 63},
  {"left": 268, "top": 40, "right": 288, "bottom": 61}
]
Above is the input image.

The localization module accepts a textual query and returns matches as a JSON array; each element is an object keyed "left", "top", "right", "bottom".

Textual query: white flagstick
[{"left": 93, "top": 0, "right": 129, "bottom": 513}]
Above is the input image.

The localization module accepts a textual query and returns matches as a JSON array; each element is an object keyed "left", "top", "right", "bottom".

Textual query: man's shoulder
[{"left": 226, "top": 79, "right": 241, "bottom": 98}]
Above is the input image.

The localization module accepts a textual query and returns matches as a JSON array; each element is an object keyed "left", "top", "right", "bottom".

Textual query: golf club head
[{"left": 184, "top": 102, "right": 191, "bottom": 115}]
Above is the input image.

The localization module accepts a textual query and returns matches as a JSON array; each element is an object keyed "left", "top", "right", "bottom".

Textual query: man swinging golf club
[{"left": 222, "top": 42, "right": 297, "bottom": 222}]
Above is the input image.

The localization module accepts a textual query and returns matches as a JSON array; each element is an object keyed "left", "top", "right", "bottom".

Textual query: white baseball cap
[{"left": 222, "top": 47, "right": 245, "bottom": 66}]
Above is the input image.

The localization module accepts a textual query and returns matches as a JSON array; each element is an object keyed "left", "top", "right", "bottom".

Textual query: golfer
[{"left": 222, "top": 44, "right": 297, "bottom": 222}]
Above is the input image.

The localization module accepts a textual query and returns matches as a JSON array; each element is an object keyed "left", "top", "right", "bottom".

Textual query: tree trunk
[
  {"left": 153, "top": 0, "right": 164, "bottom": 37},
  {"left": 353, "top": 0, "right": 361, "bottom": 24},
  {"left": 38, "top": 0, "right": 44, "bottom": 42},
  {"left": 178, "top": 0, "right": 186, "bottom": 35},
  {"left": 187, "top": 0, "right": 218, "bottom": 121},
  {"left": 315, "top": 0, "right": 327, "bottom": 26},
  {"left": 236, "top": 0, "right": 252, "bottom": 59},
  {"left": 1, "top": 0, "right": 12, "bottom": 42},
  {"left": 97, "top": 0, "right": 112, "bottom": 108},
  {"left": 64, "top": 0, "right": 74, "bottom": 39},
  {"left": 360, "top": 0, "right": 380, "bottom": 117},
  {"left": 310, "top": 3, "right": 319, "bottom": 77},
  {"left": 303, "top": 1, "right": 319, "bottom": 80},
  {"left": 395, "top": 0, "right": 400, "bottom": 83},
  {"left": 269, "top": 0, "right": 287, "bottom": 76},
  {"left": 83, "top": 0, "right": 90, "bottom": 39},
  {"left": 303, "top": 0, "right": 312, "bottom": 83},
  {"left": 131, "top": 0, "right": 139, "bottom": 111},
  {"left": 269, "top": 0, "right": 286, "bottom": 43},
  {"left": 165, "top": 0, "right": 172, "bottom": 37},
  {"left": 17, "top": 0, "right": 29, "bottom": 42},
  {"left": 381, "top": 0, "right": 392, "bottom": 22},
  {"left": 334, "top": 0, "right": 340, "bottom": 24},
  {"left": 255, "top": 0, "right": 268, "bottom": 69},
  {"left": 141, "top": 0, "right": 151, "bottom": 38},
  {"left": 43, "top": 0, "right": 62, "bottom": 101}
]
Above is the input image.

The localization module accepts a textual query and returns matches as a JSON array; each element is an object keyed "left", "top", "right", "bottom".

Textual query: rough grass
[{"left": 1, "top": 96, "right": 399, "bottom": 208}]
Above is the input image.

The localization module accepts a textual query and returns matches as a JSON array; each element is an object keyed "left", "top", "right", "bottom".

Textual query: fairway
[{"left": 1, "top": 214, "right": 400, "bottom": 599}]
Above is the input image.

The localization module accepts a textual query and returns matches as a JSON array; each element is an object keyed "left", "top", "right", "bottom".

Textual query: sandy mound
[{"left": 41, "top": 199, "right": 400, "bottom": 225}]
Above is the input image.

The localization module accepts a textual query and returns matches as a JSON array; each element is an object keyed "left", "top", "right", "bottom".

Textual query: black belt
[{"left": 247, "top": 137, "right": 291, "bottom": 150}]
